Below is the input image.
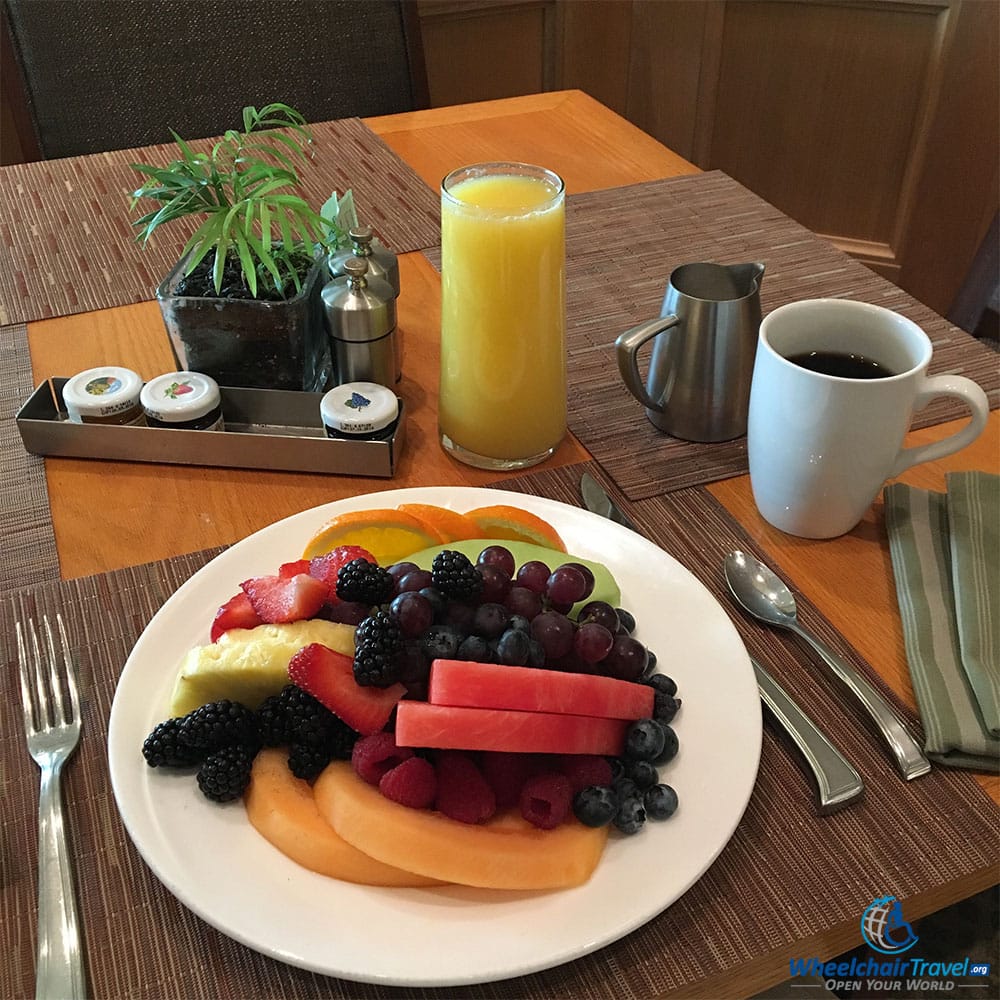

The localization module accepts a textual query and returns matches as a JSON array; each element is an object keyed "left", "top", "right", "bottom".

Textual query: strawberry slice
[
  {"left": 240, "top": 573, "right": 328, "bottom": 624},
  {"left": 279, "top": 559, "right": 311, "bottom": 579},
  {"left": 288, "top": 643, "right": 406, "bottom": 735},
  {"left": 308, "top": 544, "right": 377, "bottom": 601},
  {"left": 210, "top": 592, "right": 263, "bottom": 641}
]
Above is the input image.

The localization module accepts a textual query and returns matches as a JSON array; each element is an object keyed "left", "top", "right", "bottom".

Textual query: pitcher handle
[
  {"left": 615, "top": 315, "right": 681, "bottom": 413},
  {"left": 889, "top": 374, "right": 990, "bottom": 477}
]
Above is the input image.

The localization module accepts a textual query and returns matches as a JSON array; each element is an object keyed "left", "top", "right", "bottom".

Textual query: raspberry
[
  {"left": 431, "top": 550, "right": 483, "bottom": 601},
  {"left": 555, "top": 754, "right": 614, "bottom": 795},
  {"left": 142, "top": 717, "right": 203, "bottom": 768},
  {"left": 519, "top": 771, "right": 572, "bottom": 829},
  {"left": 480, "top": 751, "right": 537, "bottom": 809},
  {"left": 178, "top": 700, "right": 259, "bottom": 753},
  {"left": 434, "top": 751, "right": 496, "bottom": 824},
  {"left": 351, "top": 731, "right": 414, "bottom": 786},
  {"left": 379, "top": 756, "right": 437, "bottom": 809},
  {"left": 196, "top": 745, "right": 254, "bottom": 802},
  {"left": 353, "top": 611, "right": 405, "bottom": 687},
  {"left": 336, "top": 558, "right": 394, "bottom": 606}
]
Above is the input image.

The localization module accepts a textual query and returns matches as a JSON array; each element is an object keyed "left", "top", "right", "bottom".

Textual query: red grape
[
  {"left": 477, "top": 545, "right": 515, "bottom": 577},
  {"left": 516, "top": 560, "right": 550, "bottom": 594}
]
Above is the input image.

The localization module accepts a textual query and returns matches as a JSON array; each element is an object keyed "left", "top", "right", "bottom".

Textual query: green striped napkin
[{"left": 884, "top": 472, "right": 999, "bottom": 771}]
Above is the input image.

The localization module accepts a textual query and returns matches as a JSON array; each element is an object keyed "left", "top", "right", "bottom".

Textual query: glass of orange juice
[{"left": 439, "top": 162, "right": 566, "bottom": 469}]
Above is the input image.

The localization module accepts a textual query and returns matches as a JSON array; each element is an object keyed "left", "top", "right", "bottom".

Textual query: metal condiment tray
[{"left": 16, "top": 379, "right": 404, "bottom": 477}]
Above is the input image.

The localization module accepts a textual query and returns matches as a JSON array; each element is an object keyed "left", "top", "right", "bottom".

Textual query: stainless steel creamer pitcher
[{"left": 615, "top": 261, "right": 765, "bottom": 441}]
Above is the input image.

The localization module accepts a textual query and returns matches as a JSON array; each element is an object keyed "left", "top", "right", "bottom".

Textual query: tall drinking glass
[{"left": 439, "top": 162, "right": 567, "bottom": 469}]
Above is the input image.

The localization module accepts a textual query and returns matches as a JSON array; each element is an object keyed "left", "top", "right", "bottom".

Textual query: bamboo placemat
[
  {"left": 427, "top": 171, "right": 999, "bottom": 500},
  {"left": 0, "top": 323, "right": 58, "bottom": 593},
  {"left": 3, "top": 464, "right": 997, "bottom": 999},
  {"left": 0, "top": 118, "right": 439, "bottom": 326}
]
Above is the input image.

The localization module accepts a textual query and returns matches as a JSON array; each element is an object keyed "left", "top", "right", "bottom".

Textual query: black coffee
[{"left": 786, "top": 350, "right": 897, "bottom": 379}]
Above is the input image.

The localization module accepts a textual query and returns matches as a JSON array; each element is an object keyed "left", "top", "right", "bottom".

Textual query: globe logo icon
[{"left": 861, "top": 896, "right": 919, "bottom": 954}]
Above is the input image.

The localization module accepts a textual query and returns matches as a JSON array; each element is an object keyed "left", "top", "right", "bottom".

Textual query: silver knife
[{"left": 578, "top": 472, "right": 865, "bottom": 814}]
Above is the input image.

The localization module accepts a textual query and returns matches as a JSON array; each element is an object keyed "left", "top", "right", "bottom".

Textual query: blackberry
[
  {"left": 431, "top": 550, "right": 483, "bottom": 601},
  {"left": 274, "top": 685, "right": 358, "bottom": 759},
  {"left": 197, "top": 745, "right": 254, "bottom": 802},
  {"left": 287, "top": 741, "right": 335, "bottom": 780},
  {"left": 142, "top": 717, "right": 203, "bottom": 768},
  {"left": 336, "top": 558, "right": 394, "bottom": 606},
  {"left": 353, "top": 611, "right": 405, "bottom": 687},
  {"left": 178, "top": 700, "right": 259, "bottom": 753},
  {"left": 256, "top": 690, "right": 293, "bottom": 747}
]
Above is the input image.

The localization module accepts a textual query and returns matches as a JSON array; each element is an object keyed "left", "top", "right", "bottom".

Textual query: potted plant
[{"left": 130, "top": 103, "right": 346, "bottom": 391}]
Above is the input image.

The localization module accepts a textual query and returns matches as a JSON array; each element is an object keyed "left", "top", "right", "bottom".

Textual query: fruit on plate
[
  {"left": 463, "top": 505, "right": 566, "bottom": 550},
  {"left": 301, "top": 508, "right": 445, "bottom": 564},
  {"left": 395, "top": 702, "right": 630, "bottom": 755},
  {"left": 168, "top": 620, "right": 355, "bottom": 716},
  {"left": 396, "top": 503, "right": 485, "bottom": 543},
  {"left": 241, "top": 571, "right": 328, "bottom": 624},
  {"left": 288, "top": 643, "right": 406, "bottom": 735},
  {"left": 427, "top": 659, "right": 654, "bottom": 720},
  {"left": 314, "top": 761, "right": 608, "bottom": 889},
  {"left": 245, "top": 749, "right": 444, "bottom": 887},
  {"left": 406, "top": 539, "right": 620, "bottom": 613}
]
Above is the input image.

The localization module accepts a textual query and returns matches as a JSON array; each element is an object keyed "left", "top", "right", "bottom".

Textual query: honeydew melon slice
[{"left": 407, "top": 539, "right": 620, "bottom": 616}]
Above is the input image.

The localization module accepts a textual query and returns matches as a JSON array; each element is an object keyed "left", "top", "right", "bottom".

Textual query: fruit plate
[{"left": 107, "top": 486, "right": 762, "bottom": 987}]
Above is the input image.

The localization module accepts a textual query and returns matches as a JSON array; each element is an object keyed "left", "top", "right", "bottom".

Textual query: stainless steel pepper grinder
[
  {"left": 322, "top": 257, "right": 398, "bottom": 387},
  {"left": 329, "top": 225, "right": 401, "bottom": 380}
]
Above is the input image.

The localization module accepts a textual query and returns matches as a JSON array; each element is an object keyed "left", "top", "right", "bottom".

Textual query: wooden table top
[{"left": 17, "top": 89, "right": 999, "bottom": 996}]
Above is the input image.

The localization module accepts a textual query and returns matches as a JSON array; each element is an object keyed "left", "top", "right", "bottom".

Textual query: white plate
[{"left": 108, "top": 486, "right": 761, "bottom": 987}]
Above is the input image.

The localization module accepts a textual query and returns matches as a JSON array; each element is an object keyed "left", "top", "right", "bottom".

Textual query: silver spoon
[{"left": 724, "top": 550, "right": 931, "bottom": 781}]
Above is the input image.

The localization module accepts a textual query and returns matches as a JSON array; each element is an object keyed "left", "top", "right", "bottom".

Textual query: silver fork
[{"left": 17, "top": 614, "right": 87, "bottom": 1000}]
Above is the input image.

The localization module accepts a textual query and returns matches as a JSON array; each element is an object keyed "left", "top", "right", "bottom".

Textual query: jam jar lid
[
  {"left": 320, "top": 382, "right": 398, "bottom": 436},
  {"left": 63, "top": 365, "right": 143, "bottom": 420},
  {"left": 140, "top": 371, "right": 221, "bottom": 424}
]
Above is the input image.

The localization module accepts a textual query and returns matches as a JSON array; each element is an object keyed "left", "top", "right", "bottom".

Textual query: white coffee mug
[{"left": 747, "top": 298, "right": 989, "bottom": 538}]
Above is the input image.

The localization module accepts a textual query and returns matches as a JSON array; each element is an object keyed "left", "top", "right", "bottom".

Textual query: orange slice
[
  {"left": 463, "top": 505, "right": 566, "bottom": 551},
  {"left": 302, "top": 508, "right": 445, "bottom": 565},
  {"left": 397, "top": 503, "right": 485, "bottom": 543}
]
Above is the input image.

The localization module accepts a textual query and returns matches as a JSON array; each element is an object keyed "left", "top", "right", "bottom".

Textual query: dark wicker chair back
[{"left": 3, "top": 0, "right": 428, "bottom": 160}]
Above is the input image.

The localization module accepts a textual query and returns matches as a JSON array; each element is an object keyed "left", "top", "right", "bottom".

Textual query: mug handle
[
  {"left": 889, "top": 374, "right": 990, "bottom": 477},
  {"left": 615, "top": 315, "right": 681, "bottom": 413}
]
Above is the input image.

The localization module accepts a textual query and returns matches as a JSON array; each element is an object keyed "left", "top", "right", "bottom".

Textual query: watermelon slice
[
  {"left": 428, "top": 659, "right": 654, "bottom": 720},
  {"left": 395, "top": 702, "right": 629, "bottom": 755}
]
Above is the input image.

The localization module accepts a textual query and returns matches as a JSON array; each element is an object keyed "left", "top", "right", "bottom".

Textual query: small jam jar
[
  {"left": 63, "top": 366, "right": 145, "bottom": 425},
  {"left": 320, "top": 382, "right": 399, "bottom": 440},
  {"left": 140, "top": 371, "right": 224, "bottom": 430}
]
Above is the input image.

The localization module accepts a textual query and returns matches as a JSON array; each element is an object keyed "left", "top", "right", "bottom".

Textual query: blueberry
[
  {"left": 644, "top": 783, "right": 679, "bottom": 820},
  {"left": 625, "top": 718, "right": 666, "bottom": 761},
  {"left": 653, "top": 724, "right": 679, "bottom": 765},
  {"left": 472, "top": 602, "right": 510, "bottom": 640},
  {"left": 641, "top": 649, "right": 658, "bottom": 678},
  {"left": 420, "top": 625, "right": 462, "bottom": 660},
  {"left": 613, "top": 795, "right": 646, "bottom": 834},
  {"left": 526, "top": 638, "right": 546, "bottom": 669},
  {"left": 625, "top": 759, "right": 658, "bottom": 789},
  {"left": 612, "top": 776, "right": 639, "bottom": 803},
  {"left": 654, "top": 692, "right": 681, "bottom": 724},
  {"left": 495, "top": 628, "right": 531, "bottom": 666},
  {"left": 418, "top": 587, "right": 447, "bottom": 621},
  {"left": 645, "top": 673, "right": 677, "bottom": 697},
  {"left": 457, "top": 634, "right": 492, "bottom": 663},
  {"left": 615, "top": 607, "right": 636, "bottom": 634},
  {"left": 572, "top": 785, "right": 618, "bottom": 827},
  {"left": 607, "top": 756, "right": 626, "bottom": 783},
  {"left": 507, "top": 614, "right": 532, "bottom": 634}
]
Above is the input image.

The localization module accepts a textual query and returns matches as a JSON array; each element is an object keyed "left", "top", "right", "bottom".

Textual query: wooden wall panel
[
  {"left": 418, "top": 1, "right": 553, "bottom": 107},
  {"left": 705, "top": 1, "right": 940, "bottom": 253},
  {"left": 559, "top": 0, "right": 632, "bottom": 116}
]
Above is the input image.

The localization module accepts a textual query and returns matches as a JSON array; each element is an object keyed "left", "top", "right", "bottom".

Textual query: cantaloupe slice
[
  {"left": 244, "top": 749, "right": 444, "bottom": 887},
  {"left": 314, "top": 761, "right": 608, "bottom": 890}
]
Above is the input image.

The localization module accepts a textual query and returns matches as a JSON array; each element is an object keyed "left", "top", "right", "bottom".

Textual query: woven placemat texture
[
  {"left": 426, "top": 171, "right": 999, "bottom": 500},
  {"left": 3, "top": 470, "right": 997, "bottom": 999},
  {"left": 0, "top": 323, "right": 58, "bottom": 593},
  {"left": 0, "top": 118, "right": 439, "bottom": 325}
]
